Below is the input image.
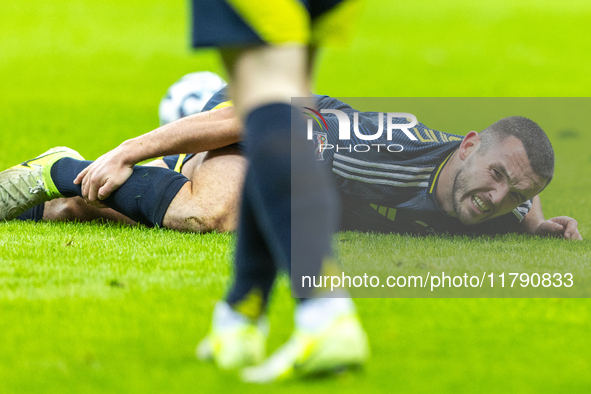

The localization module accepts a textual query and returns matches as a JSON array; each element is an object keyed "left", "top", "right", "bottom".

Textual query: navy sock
[
  {"left": 50, "top": 158, "right": 92, "bottom": 198},
  {"left": 226, "top": 184, "right": 276, "bottom": 310},
  {"left": 288, "top": 105, "right": 340, "bottom": 298},
  {"left": 50, "top": 158, "right": 189, "bottom": 227},
  {"left": 16, "top": 203, "right": 45, "bottom": 222},
  {"left": 227, "top": 103, "right": 339, "bottom": 304}
]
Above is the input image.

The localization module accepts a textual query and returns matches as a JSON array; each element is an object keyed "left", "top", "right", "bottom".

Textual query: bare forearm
[{"left": 117, "top": 106, "right": 242, "bottom": 164}]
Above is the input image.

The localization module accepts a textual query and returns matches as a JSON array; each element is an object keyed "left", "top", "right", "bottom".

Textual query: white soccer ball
[{"left": 158, "top": 71, "right": 227, "bottom": 125}]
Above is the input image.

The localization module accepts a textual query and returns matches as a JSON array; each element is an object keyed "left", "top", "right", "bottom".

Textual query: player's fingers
[
  {"left": 80, "top": 165, "right": 100, "bottom": 199},
  {"left": 97, "top": 180, "right": 117, "bottom": 201},
  {"left": 81, "top": 171, "right": 90, "bottom": 200},
  {"left": 564, "top": 219, "right": 581, "bottom": 240},
  {"left": 563, "top": 218, "right": 578, "bottom": 235},
  {"left": 537, "top": 221, "right": 563, "bottom": 236},
  {"left": 566, "top": 229, "right": 583, "bottom": 241},
  {"left": 86, "top": 175, "right": 103, "bottom": 206},
  {"left": 82, "top": 170, "right": 97, "bottom": 201},
  {"left": 74, "top": 166, "right": 90, "bottom": 185}
]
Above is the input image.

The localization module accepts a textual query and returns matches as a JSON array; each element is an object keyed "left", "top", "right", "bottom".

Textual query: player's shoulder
[
  {"left": 394, "top": 120, "right": 463, "bottom": 163},
  {"left": 314, "top": 94, "right": 354, "bottom": 111},
  {"left": 202, "top": 86, "right": 230, "bottom": 112}
]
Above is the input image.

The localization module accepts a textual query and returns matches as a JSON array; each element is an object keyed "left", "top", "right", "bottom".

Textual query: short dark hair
[{"left": 479, "top": 116, "right": 554, "bottom": 183}]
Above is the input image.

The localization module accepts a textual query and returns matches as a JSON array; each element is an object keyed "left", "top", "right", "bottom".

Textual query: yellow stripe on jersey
[
  {"left": 174, "top": 154, "right": 187, "bottom": 173},
  {"left": 225, "top": 0, "right": 309, "bottom": 45},
  {"left": 413, "top": 128, "right": 436, "bottom": 143},
  {"left": 429, "top": 151, "right": 454, "bottom": 194},
  {"left": 212, "top": 100, "right": 234, "bottom": 110}
]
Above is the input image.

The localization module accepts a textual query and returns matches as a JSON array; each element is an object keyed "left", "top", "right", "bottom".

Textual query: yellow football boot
[
  {"left": 197, "top": 301, "right": 268, "bottom": 370},
  {"left": 0, "top": 147, "right": 83, "bottom": 220},
  {"left": 241, "top": 306, "right": 369, "bottom": 383}
]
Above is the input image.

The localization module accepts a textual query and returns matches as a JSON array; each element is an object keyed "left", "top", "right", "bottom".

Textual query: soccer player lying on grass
[
  {"left": 5, "top": 102, "right": 246, "bottom": 233},
  {"left": 0, "top": 92, "right": 582, "bottom": 241}
]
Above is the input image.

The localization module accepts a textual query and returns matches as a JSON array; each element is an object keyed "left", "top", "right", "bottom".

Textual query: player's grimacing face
[{"left": 451, "top": 136, "right": 546, "bottom": 225}]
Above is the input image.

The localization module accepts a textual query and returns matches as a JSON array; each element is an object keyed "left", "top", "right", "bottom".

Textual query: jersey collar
[
  {"left": 428, "top": 149, "right": 455, "bottom": 195},
  {"left": 426, "top": 149, "right": 457, "bottom": 216}
]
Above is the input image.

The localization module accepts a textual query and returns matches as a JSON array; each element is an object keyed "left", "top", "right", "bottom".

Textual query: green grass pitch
[{"left": 1, "top": 0, "right": 590, "bottom": 392}]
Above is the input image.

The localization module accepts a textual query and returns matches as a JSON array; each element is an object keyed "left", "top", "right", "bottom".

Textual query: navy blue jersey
[
  {"left": 201, "top": 86, "right": 246, "bottom": 151},
  {"left": 202, "top": 86, "right": 228, "bottom": 112},
  {"left": 309, "top": 95, "right": 532, "bottom": 235}
]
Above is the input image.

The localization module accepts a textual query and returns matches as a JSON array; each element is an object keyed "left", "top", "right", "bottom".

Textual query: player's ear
[{"left": 458, "top": 131, "right": 480, "bottom": 161}]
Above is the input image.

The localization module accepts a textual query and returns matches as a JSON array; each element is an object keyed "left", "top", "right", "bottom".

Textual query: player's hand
[
  {"left": 73, "top": 147, "right": 135, "bottom": 207},
  {"left": 533, "top": 216, "right": 582, "bottom": 241}
]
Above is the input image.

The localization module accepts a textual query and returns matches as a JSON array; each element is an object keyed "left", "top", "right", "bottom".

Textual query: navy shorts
[{"left": 191, "top": 0, "right": 360, "bottom": 48}]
